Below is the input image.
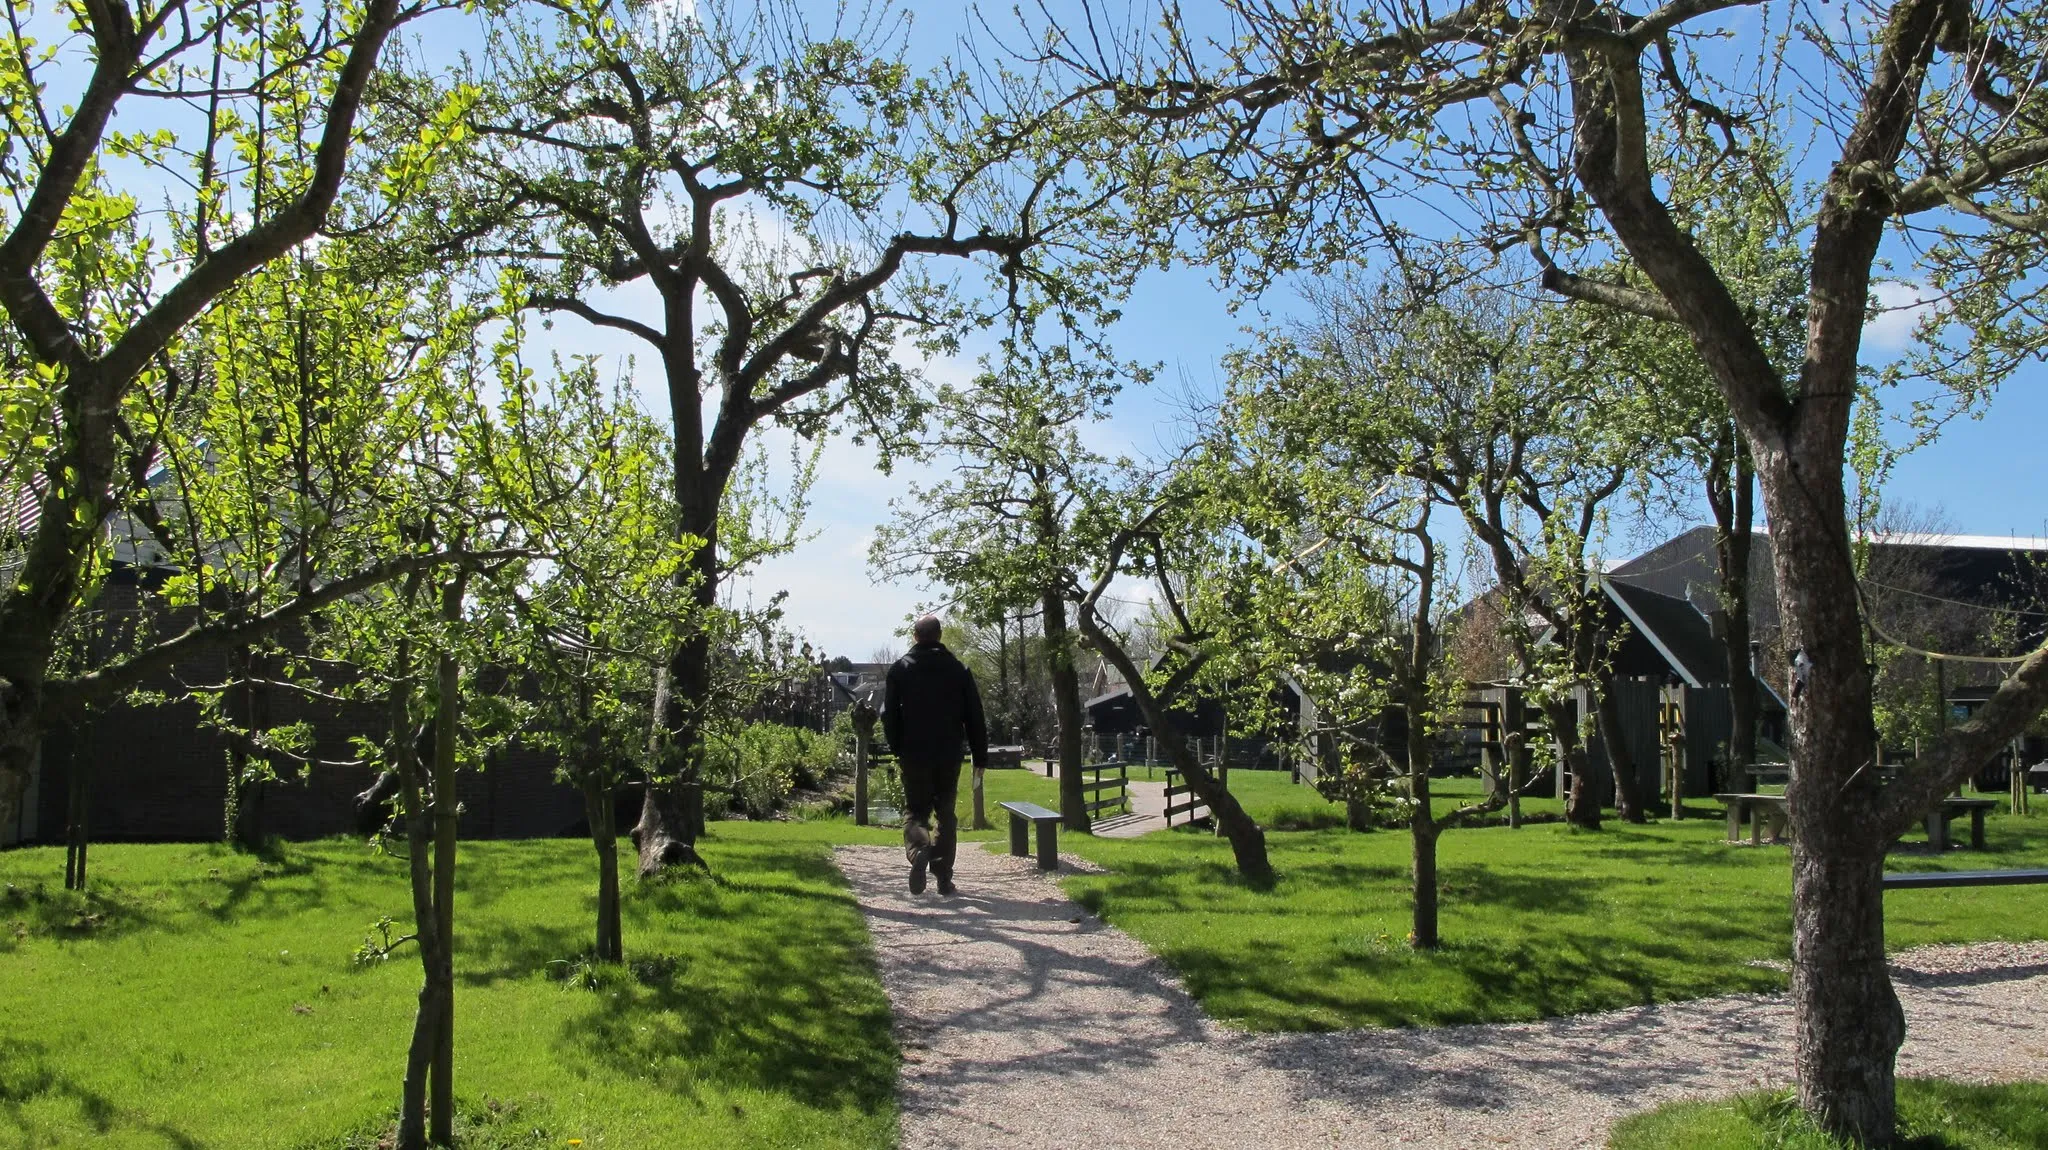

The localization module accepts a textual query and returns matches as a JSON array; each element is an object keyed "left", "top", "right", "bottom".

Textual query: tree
[
  {"left": 872, "top": 346, "right": 1127, "bottom": 831},
  {"left": 1073, "top": 469, "right": 1274, "bottom": 883},
  {"left": 315, "top": 339, "right": 531, "bottom": 1150},
  {"left": 489, "top": 353, "right": 695, "bottom": 964},
  {"left": 1074, "top": 0, "right": 2048, "bottom": 1137},
  {"left": 1234, "top": 277, "right": 1649, "bottom": 827},
  {"left": 0, "top": 0, "right": 449, "bottom": 844},
  {"left": 1215, "top": 311, "right": 1588, "bottom": 946},
  {"left": 438, "top": 0, "right": 1127, "bottom": 874}
]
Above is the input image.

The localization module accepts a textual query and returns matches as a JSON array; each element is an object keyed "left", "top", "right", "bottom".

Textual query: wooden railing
[
  {"left": 1081, "top": 760, "right": 1131, "bottom": 818},
  {"left": 1163, "top": 760, "right": 1227, "bottom": 827}
]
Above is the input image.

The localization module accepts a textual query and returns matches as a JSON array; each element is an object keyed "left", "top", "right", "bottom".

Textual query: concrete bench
[
  {"left": 1000, "top": 800, "right": 1061, "bottom": 870},
  {"left": 1715, "top": 792, "right": 1788, "bottom": 845},
  {"left": 1925, "top": 798, "right": 1998, "bottom": 851},
  {"left": 1883, "top": 868, "right": 2048, "bottom": 890}
]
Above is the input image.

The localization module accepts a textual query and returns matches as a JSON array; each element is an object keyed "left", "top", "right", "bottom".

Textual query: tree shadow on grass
[
  {"left": 0, "top": 880, "right": 163, "bottom": 951},
  {"left": 561, "top": 853, "right": 896, "bottom": 1116},
  {"left": 454, "top": 918, "right": 590, "bottom": 988},
  {"left": 0, "top": 1038, "right": 208, "bottom": 1149}
]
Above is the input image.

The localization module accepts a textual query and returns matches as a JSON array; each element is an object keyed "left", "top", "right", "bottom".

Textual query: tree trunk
[
  {"left": 391, "top": 649, "right": 440, "bottom": 1150},
  {"left": 427, "top": 577, "right": 462, "bottom": 1147},
  {"left": 636, "top": 527, "right": 715, "bottom": 875},
  {"left": 580, "top": 769, "right": 622, "bottom": 964},
  {"left": 64, "top": 740, "right": 89, "bottom": 891},
  {"left": 1596, "top": 676, "right": 1647, "bottom": 823},
  {"left": 1406, "top": 696, "right": 1440, "bottom": 948},
  {"left": 1075, "top": 604, "right": 1271, "bottom": 883},
  {"left": 1792, "top": 832, "right": 1901, "bottom": 1146},
  {"left": 1762, "top": 448, "right": 1900, "bottom": 1145},
  {"left": 1042, "top": 589, "right": 1089, "bottom": 833},
  {"left": 0, "top": 685, "right": 43, "bottom": 851},
  {"left": 1711, "top": 439, "right": 1760, "bottom": 794},
  {"left": 1544, "top": 700, "right": 1602, "bottom": 829}
]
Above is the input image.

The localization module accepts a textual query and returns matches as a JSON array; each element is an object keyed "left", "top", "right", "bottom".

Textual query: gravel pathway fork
[{"left": 835, "top": 843, "right": 2048, "bottom": 1149}]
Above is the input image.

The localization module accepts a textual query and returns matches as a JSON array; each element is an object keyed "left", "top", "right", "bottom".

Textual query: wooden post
[
  {"left": 2010, "top": 738, "right": 2028, "bottom": 817},
  {"left": 852, "top": 701, "right": 875, "bottom": 827},
  {"left": 971, "top": 764, "right": 988, "bottom": 830},
  {"left": 1503, "top": 687, "right": 1525, "bottom": 830},
  {"left": 1663, "top": 689, "right": 1686, "bottom": 821}
]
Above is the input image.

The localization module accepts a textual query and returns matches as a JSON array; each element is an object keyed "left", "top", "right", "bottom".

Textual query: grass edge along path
[
  {"left": 1056, "top": 794, "right": 2048, "bottom": 1032},
  {"left": 0, "top": 832, "right": 899, "bottom": 1150},
  {"left": 1608, "top": 1079, "right": 2048, "bottom": 1149}
]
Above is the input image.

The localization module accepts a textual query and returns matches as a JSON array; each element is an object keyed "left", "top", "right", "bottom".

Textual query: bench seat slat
[
  {"left": 1883, "top": 869, "right": 2048, "bottom": 890},
  {"left": 998, "top": 800, "right": 1062, "bottom": 822}
]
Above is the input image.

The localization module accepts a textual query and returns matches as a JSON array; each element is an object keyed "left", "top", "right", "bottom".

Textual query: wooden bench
[
  {"left": 1715, "top": 792, "right": 1788, "bottom": 845},
  {"left": 1000, "top": 801, "right": 1062, "bottom": 870},
  {"left": 1883, "top": 868, "right": 2048, "bottom": 890},
  {"left": 1925, "top": 797, "right": 1998, "bottom": 851}
]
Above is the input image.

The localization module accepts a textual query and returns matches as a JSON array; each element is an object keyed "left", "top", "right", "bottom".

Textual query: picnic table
[{"left": 1717, "top": 793, "right": 2000, "bottom": 850}]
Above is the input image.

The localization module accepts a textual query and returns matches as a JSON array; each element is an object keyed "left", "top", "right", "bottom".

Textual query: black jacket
[{"left": 883, "top": 642, "right": 989, "bottom": 771}]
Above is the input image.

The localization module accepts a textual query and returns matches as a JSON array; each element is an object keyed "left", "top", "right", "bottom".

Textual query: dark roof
[
  {"left": 1602, "top": 580, "right": 1725, "bottom": 688},
  {"left": 1608, "top": 527, "right": 2048, "bottom": 648},
  {"left": 829, "top": 671, "right": 883, "bottom": 707},
  {"left": 1085, "top": 687, "right": 1131, "bottom": 710},
  {"left": 5, "top": 476, "right": 45, "bottom": 538},
  {"left": 1598, "top": 578, "right": 1787, "bottom": 709},
  {"left": 1608, "top": 526, "right": 1779, "bottom": 627}
]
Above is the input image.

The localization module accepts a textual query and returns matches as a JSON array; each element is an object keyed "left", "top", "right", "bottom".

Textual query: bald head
[{"left": 912, "top": 615, "right": 943, "bottom": 646}]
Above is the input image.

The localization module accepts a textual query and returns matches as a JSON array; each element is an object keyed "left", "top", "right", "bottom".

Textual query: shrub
[{"left": 703, "top": 722, "right": 839, "bottom": 818}]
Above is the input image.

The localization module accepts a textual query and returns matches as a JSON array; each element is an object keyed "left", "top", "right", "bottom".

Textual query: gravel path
[{"left": 835, "top": 843, "right": 2048, "bottom": 1149}]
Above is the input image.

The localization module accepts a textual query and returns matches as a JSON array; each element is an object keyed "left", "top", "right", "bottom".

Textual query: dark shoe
[
  {"left": 936, "top": 878, "right": 958, "bottom": 897},
  {"left": 908, "top": 845, "right": 930, "bottom": 895}
]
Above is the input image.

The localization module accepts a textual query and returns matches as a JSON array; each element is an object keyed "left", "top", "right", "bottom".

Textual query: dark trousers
[{"left": 901, "top": 758, "right": 960, "bottom": 880}]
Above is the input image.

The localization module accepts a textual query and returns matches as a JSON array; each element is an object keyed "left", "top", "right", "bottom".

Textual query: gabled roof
[
  {"left": 1598, "top": 578, "right": 1788, "bottom": 709},
  {"left": 1602, "top": 580, "right": 1724, "bottom": 688}
]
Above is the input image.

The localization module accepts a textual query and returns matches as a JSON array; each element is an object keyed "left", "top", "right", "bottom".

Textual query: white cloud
[{"left": 1864, "top": 280, "right": 1934, "bottom": 354}]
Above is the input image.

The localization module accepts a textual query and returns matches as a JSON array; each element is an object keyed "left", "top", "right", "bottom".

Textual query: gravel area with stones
[{"left": 834, "top": 843, "right": 2048, "bottom": 1149}]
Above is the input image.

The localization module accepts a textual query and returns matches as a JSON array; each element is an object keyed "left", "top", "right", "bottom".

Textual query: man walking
[{"left": 883, "top": 615, "right": 988, "bottom": 896}]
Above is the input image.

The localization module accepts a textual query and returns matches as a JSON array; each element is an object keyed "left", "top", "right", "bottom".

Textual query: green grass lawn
[
  {"left": 0, "top": 833, "right": 897, "bottom": 1149},
  {"left": 1608, "top": 1080, "right": 2048, "bottom": 1149},
  {"left": 1197, "top": 768, "right": 1578, "bottom": 830},
  {"left": 1059, "top": 777, "right": 2048, "bottom": 1031},
  {"left": 3, "top": 763, "right": 2040, "bottom": 1147}
]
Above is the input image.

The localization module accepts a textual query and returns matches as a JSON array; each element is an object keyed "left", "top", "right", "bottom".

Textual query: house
[
  {"left": 1082, "top": 666, "right": 1301, "bottom": 769},
  {"left": 1589, "top": 526, "right": 2048, "bottom": 797},
  {"left": 2, "top": 469, "right": 591, "bottom": 848},
  {"left": 1578, "top": 576, "right": 1789, "bottom": 799}
]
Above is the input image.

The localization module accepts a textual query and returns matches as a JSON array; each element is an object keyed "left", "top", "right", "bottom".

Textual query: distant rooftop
[{"left": 1862, "top": 532, "right": 2048, "bottom": 551}]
